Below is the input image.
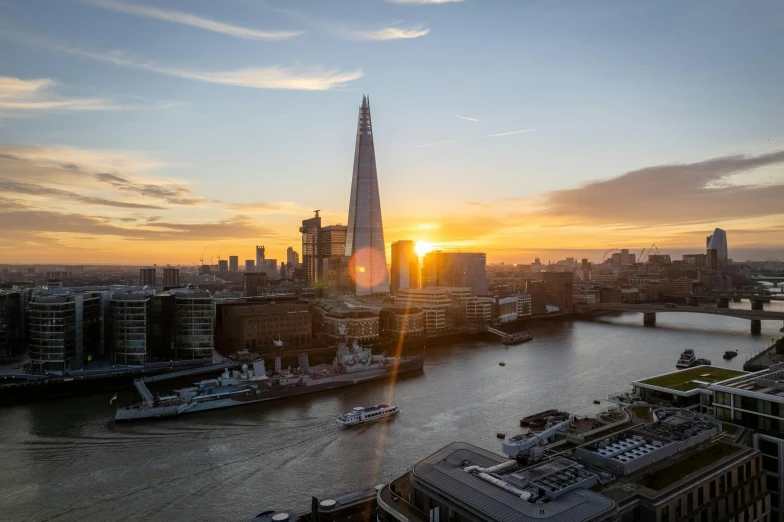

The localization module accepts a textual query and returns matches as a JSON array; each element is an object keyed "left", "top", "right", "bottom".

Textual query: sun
[{"left": 415, "top": 241, "right": 434, "bottom": 257}]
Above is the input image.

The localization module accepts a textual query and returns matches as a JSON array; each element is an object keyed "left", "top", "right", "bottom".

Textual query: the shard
[{"left": 345, "top": 96, "right": 390, "bottom": 295}]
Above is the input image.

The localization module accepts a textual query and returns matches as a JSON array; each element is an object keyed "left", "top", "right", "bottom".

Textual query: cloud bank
[{"left": 348, "top": 25, "right": 429, "bottom": 41}]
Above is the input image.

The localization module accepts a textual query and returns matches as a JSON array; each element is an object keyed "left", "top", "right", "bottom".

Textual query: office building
[
  {"left": 162, "top": 266, "right": 179, "bottom": 287},
  {"left": 110, "top": 292, "right": 151, "bottom": 365},
  {"left": 172, "top": 289, "right": 214, "bottom": 359},
  {"left": 322, "top": 256, "right": 355, "bottom": 297},
  {"left": 390, "top": 240, "right": 419, "bottom": 296},
  {"left": 150, "top": 291, "right": 175, "bottom": 360},
  {"left": 286, "top": 246, "right": 300, "bottom": 266},
  {"left": 28, "top": 291, "right": 103, "bottom": 371},
  {"left": 322, "top": 225, "right": 347, "bottom": 258},
  {"left": 300, "top": 211, "right": 322, "bottom": 285},
  {"left": 543, "top": 272, "right": 574, "bottom": 311},
  {"left": 0, "top": 291, "right": 25, "bottom": 360},
  {"left": 218, "top": 303, "right": 311, "bottom": 354},
  {"left": 422, "top": 252, "right": 488, "bottom": 296},
  {"left": 229, "top": 256, "right": 239, "bottom": 273},
  {"left": 378, "top": 307, "right": 425, "bottom": 339},
  {"left": 378, "top": 411, "right": 768, "bottom": 522},
  {"left": 396, "top": 287, "right": 454, "bottom": 335},
  {"left": 256, "top": 245, "right": 265, "bottom": 270},
  {"left": 345, "top": 96, "right": 390, "bottom": 295},
  {"left": 139, "top": 267, "right": 156, "bottom": 286},
  {"left": 709, "top": 364, "right": 784, "bottom": 521},
  {"left": 707, "top": 228, "right": 729, "bottom": 270},
  {"left": 243, "top": 272, "right": 267, "bottom": 298},
  {"left": 245, "top": 260, "right": 255, "bottom": 273},
  {"left": 526, "top": 280, "right": 548, "bottom": 315},
  {"left": 311, "top": 299, "right": 380, "bottom": 343},
  {"left": 199, "top": 264, "right": 210, "bottom": 276}
]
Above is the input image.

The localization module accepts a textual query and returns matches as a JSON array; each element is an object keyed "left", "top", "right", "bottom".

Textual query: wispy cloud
[
  {"left": 485, "top": 128, "right": 536, "bottom": 138},
  {"left": 84, "top": 0, "right": 303, "bottom": 40},
  {"left": 387, "top": 0, "right": 463, "bottom": 4},
  {"left": 0, "top": 180, "right": 166, "bottom": 209},
  {"left": 446, "top": 112, "right": 479, "bottom": 122},
  {"left": 0, "top": 76, "right": 170, "bottom": 113},
  {"left": 348, "top": 25, "right": 429, "bottom": 41},
  {"left": 4, "top": 32, "right": 363, "bottom": 91},
  {"left": 412, "top": 139, "right": 460, "bottom": 149}
]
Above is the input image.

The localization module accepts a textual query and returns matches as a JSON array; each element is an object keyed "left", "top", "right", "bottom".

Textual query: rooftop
[
  {"left": 410, "top": 442, "right": 615, "bottom": 522},
  {"left": 636, "top": 366, "right": 746, "bottom": 392},
  {"left": 708, "top": 362, "right": 784, "bottom": 400}
]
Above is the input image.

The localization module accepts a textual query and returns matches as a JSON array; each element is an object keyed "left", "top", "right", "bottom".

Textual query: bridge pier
[
  {"left": 752, "top": 300, "right": 764, "bottom": 311},
  {"left": 751, "top": 320, "right": 762, "bottom": 334},
  {"left": 643, "top": 312, "right": 656, "bottom": 326},
  {"left": 687, "top": 296, "right": 699, "bottom": 306},
  {"left": 718, "top": 297, "right": 730, "bottom": 309},
  {"left": 732, "top": 296, "right": 741, "bottom": 303}
]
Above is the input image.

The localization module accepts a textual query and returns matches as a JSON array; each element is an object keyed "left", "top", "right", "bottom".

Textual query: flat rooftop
[
  {"left": 412, "top": 442, "right": 615, "bottom": 522},
  {"left": 709, "top": 363, "right": 784, "bottom": 399},
  {"left": 636, "top": 366, "right": 746, "bottom": 392}
]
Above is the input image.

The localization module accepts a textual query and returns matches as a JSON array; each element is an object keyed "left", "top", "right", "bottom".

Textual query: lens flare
[{"left": 415, "top": 241, "right": 433, "bottom": 257}]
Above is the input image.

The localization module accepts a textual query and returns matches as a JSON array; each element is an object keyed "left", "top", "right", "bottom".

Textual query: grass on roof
[
  {"left": 639, "top": 367, "right": 746, "bottom": 392},
  {"left": 583, "top": 421, "right": 634, "bottom": 442},
  {"left": 636, "top": 443, "right": 740, "bottom": 490}
]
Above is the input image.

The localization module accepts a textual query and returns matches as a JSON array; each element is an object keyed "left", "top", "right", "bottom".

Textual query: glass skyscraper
[{"left": 345, "top": 96, "right": 389, "bottom": 295}]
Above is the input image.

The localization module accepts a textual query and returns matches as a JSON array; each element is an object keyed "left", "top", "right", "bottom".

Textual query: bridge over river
[{"left": 575, "top": 302, "right": 784, "bottom": 333}]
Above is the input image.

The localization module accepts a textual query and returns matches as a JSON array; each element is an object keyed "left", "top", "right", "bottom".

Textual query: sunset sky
[{"left": 1, "top": 0, "right": 783, "bottom": 266}]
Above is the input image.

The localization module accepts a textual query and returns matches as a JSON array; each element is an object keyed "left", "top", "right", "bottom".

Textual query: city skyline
[{"left": 1, "top": 1, "right": 784, "bottom": 264}]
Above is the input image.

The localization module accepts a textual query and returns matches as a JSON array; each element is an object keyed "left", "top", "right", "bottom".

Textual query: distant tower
[
  {"left": 300, "top": 211, "right": 322, "bottom": 285},
  {"left": 391, "top": 240, "right": 419, "bottom": 296},
  {"left": 707, "top": 228, "right": 728, "bottom": 270},
  {"left": 140, "top": 267, "right": 156, "bottom": 286},
  {"left": 229, "top": 256, "right": 239, "bottom": 273},
  {"left": 256, "top": 245, "right": 265, "bottom": 271},
  {"left": 345, "top": 96, "right": 389, "bottom": 295},
  {"left": 162, "top": 266, "right": 180, "bottom": 287},
  {"left": 245, "top": 260, "right": 255, "bottom": 273}
]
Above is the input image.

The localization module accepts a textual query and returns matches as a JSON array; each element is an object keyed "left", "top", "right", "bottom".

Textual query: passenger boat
[
  {"left": 336, "top": 404, "right": 400, "bottom": 427},
  {"left": 676, "top": 349, "right": 696, "bottom": 369}
]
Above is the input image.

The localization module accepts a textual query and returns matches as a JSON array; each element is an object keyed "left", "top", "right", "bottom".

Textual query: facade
[
  {"left": 0, "top": 291, "right": 25, "bottom": 360},
  {"left": 323, "top": 256, "right": 355, "bottom": 297},
  {"left": 300, "top": 211, "right": 322, "bottom": 285},
  {"left": 256, "top": 245, "right": 265, "bottom": 272},
  {"left": 516, "top": 293, "right": 532, "bottom": 318},
  {"left": 543, "top": 271, "right": 574, "bottom": 310},
  {"left": 526, "top": 280, "right": 548, "bottom": 315},
  {"left": 218, "top": 259, "right": 229, "bottom": 280},
  {"left": 378, "top": 307, "right": 425, "bottom": 339},
  {"left": 311, "top": 300, "right": 380, "bottom": 343},
  {"left": 390, "top": 240, "right": 420, "bottom": 296},
  {"left": 229, "top": 256, "right": 239, "bottom": 273},
  {"left": 28, "top": 292, "right": 103, "bottom": 371},
  {"left": 494, "top": 296, "right": 518, "bottom": 323},
  {"left": 243, "top": 272, "right": 267, "bottom": 298},
  {"left": 709, "top": 365, "right": 784, "bottom": 521},
  {"left": 172, "top": 289, "right": 214, "bottom": 359},
  {"left": 110, "top": 292, "right": 151, "bottom": 365},
  {"left": 345, "top": 96, "right": 390, "bottom": 295},
  {"left": 162, "top": 266, "right": 179, "bottom": 287},
  {"left": 396, "top": 287, "right": 454, "bottom": 335},
  {"left": 707, "top": 228, "right": 729, "bottom": 270},
  {"left": 286, "top": 246, "right": 299, "bottom": 266},
  {"left": 245, "top": 260, "right": 255, "bottom": 273},
  {"left": 422, "top": 252, "right": 488, "bottom": 296},
  {"left": 150, "top": 291, "right": 175, "bottom": 360},
  {"left": 139, "top": 267, "right": 156, "bottom": 286},
  {"left": 218, "top": 303, "right": 311, "bottom": 354},
  {"left": 322, "top": 225, "right": 347, "bottom": 258}
]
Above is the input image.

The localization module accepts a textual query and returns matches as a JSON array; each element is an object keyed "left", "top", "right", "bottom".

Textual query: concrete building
[
  {"left": 110, "top": 292, "right": 151, "bottom": 365},
  {"left": 28, "top": 291, "right": 103, "bottom": 371},
  {"left": 494, "top": 296, "right": 519, "bottom": 323},
  {"left": 396, "top": 287, "right": 455, "bottom": 335},
  {"left": 709, "top": 364, "right": 784, "bottom": 521},
  {"left": 218, "top": 302, "right": 311, "bottom": 354},
  {"left": 243, "top": 272, "right": 267, "bottom": 298},
  {"left": 286, "top": 247, "right": 299, "bottom": 266},
  {"left": 526, "top": 280, "right": 548, "bottom": 315},
  {"left": 218, "top": 259, "right": 229, "bottom": 280},
  {"left": 391, "top": 240, "right": 419, "bottom": 296},
  {"left": 543, "top": 271, "right": 574, "bottom": 311},
  {"left": 311, "top": 299, "right": 379, "bottom": 343},
  {"left": 0, "top": 291, "right": 25, "bottom": 360},
  {"left": 516, "top": 293, "right": 532, "bottom": 318},
  {"left": 322, "top": 225, "right": 347, "bottom": 258},
  {"left": 345, "top": 96, "right": 390, "bottom": 295},
  {"left": 172, "top": 289, "right": 214, "bottom": 359},
  {"left": 263, "top": 259, "right": 278, "bottom": 280},
  {"left": 378, "top": 307, "right": 425, "bottom": 339},
  {"left": 300, "top": 211, "right": 322, "bottom": 285},
  {"left": 139, "top": 267, "right": 156, "bottom": 286},
  {"left": 150, "top": 291, "right": 175, "bottom": 360},
  {"left": 229, "top": 256, "right": 239, "bottom": 273},
  {"left": 378, "top": 411, "right": 768, "bottom": 522},
  {"left": 162, "top": 266, "right": 179, "bottom": 287},
  {"left": 255, "top": 245, "right": 265, "bottom": 273},
  {"left": 422, "top": 251, "right": 488, "bottom": 296},
  {"left": 245, "top": 260, "right": 255, "bottom": 273},
  {"left": 322, "top": 256, "right": 355, "bottom": 297}
]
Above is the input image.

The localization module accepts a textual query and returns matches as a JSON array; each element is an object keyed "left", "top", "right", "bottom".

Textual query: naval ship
[{"left": 115, "top": 330, "right": 423, "bottom": 421}]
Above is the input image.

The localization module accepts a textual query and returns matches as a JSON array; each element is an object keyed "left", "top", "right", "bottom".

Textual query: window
[
  {"left": 711, "top": 481, "right": 717, "bottom": 499},
  {"left": 699, "top": 488, "right": 704, "bottom": 506},
  {"left": 662, "top": 505, "right": 669, "bottom": 522},
  {"left": 688, "top": 492, "right": 694, "bottom": 511}
]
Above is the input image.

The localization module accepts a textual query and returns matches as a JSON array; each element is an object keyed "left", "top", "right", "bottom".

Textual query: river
[{"left": 1, "top": 300, "right": 783, "bottom": 522}]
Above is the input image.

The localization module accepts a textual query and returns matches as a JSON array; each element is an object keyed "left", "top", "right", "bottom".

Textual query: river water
[{"left": 2, "top": 300, "right": 783, "bottom": 522}]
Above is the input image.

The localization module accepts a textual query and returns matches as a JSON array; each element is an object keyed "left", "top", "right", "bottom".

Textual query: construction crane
[
  {"left": 216, "top": 244, "right": 222, "bottom": 265},
  {"left": 601, "top": 248, "right": 620, "bottom": 262},
  {"left": 638, "top": 247, "right": 647, "bottom": 263},
  {"left": 199, "top": 247, "right": 207, "bottom": 266}
]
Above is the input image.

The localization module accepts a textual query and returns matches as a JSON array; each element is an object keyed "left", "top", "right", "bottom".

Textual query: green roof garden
[{"left": 637, "top": 366, "right": 746, "bottom": 392}]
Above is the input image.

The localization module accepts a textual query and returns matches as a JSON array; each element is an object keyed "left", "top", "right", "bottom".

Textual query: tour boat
[{"left": 336, "top": 404, "right": 400, "bottom": 427}]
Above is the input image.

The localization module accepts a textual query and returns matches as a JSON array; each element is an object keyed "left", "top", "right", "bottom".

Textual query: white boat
[
  {"left": 676, "top": 349, "right": 696, "bottom": 369},
  {"left": 336, "top": 404, "right": 400, "bottom": 427}
]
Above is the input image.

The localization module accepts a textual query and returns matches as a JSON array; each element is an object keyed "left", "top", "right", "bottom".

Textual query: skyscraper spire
[{"left": 346, "top": 95, "right": 389, "bottom": 295}]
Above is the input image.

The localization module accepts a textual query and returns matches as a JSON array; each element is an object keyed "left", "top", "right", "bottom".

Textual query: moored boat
[{"left": 723, "top": 350, "right": 738, "bottom": 360}]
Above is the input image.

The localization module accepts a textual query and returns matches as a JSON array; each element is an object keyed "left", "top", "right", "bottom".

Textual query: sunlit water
[{"left": 1, "top": 300, "right": 783, "bottom": 522}]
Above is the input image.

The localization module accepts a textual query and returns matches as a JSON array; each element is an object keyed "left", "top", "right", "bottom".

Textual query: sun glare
[{"left": 415, "top": 241, "right": 434, "bottom": 257}]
